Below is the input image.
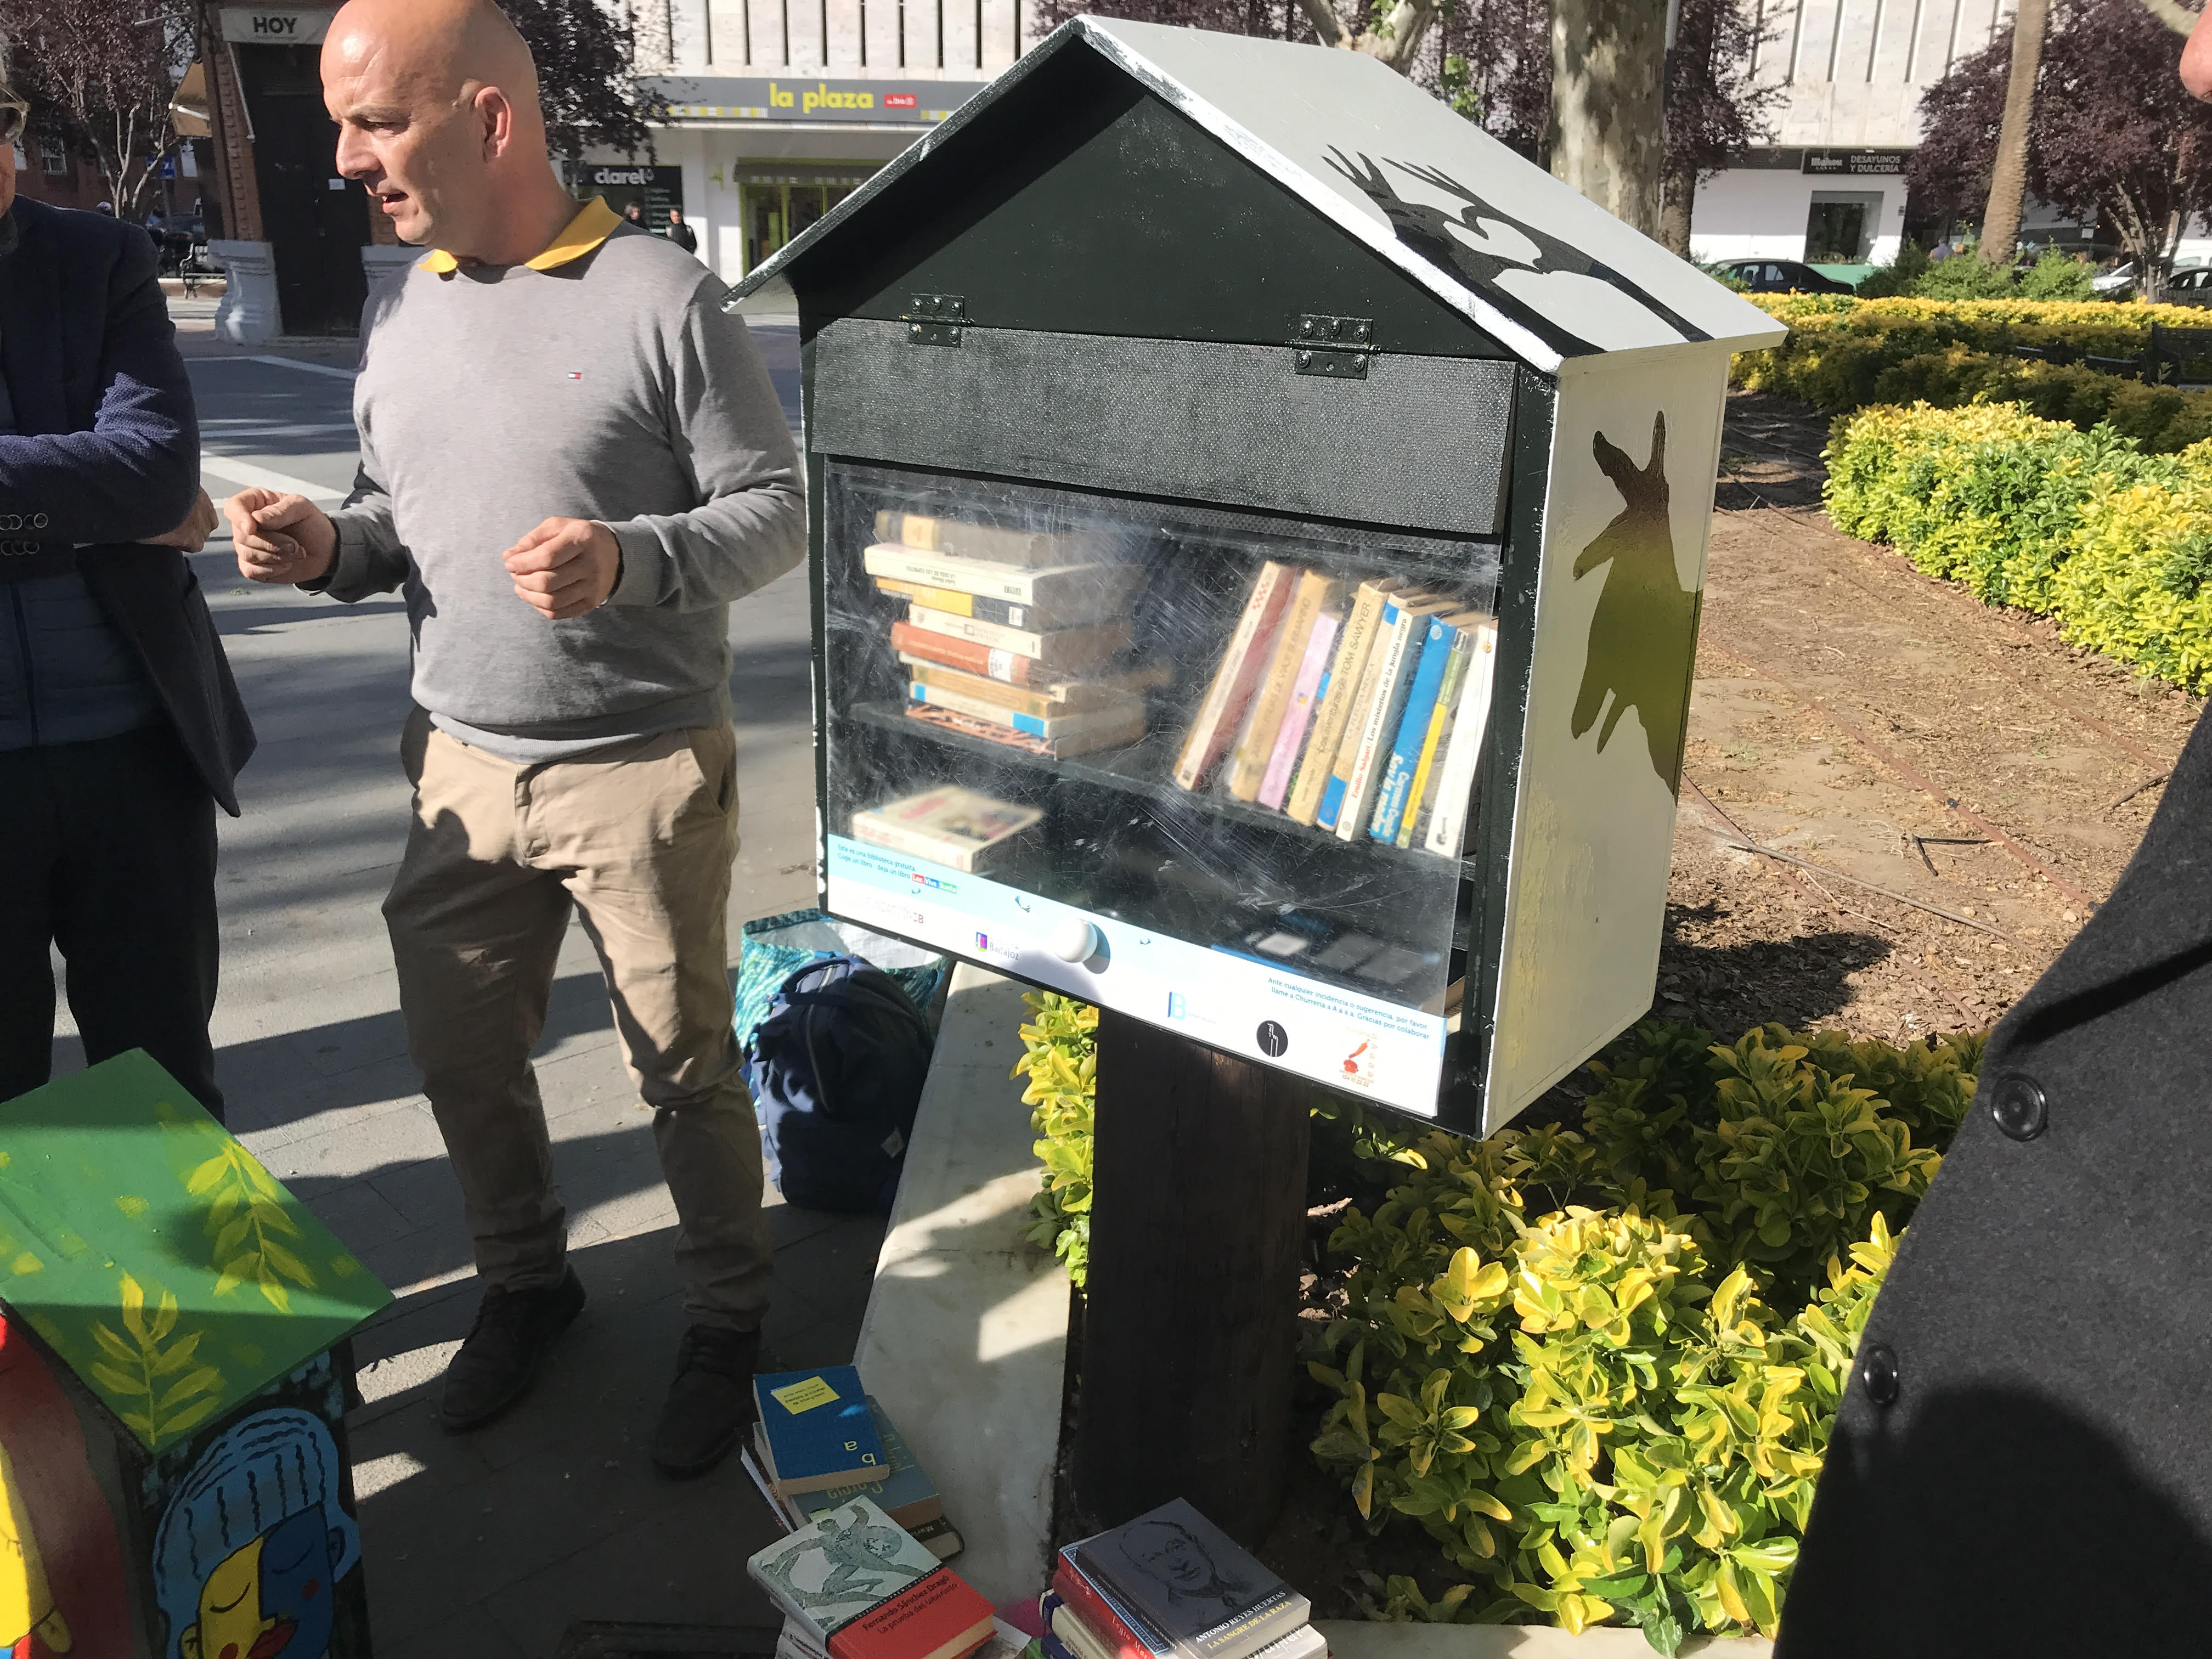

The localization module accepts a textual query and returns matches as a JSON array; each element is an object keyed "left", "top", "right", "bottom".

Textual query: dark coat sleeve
[{"left": 0, "top": 223, "right": 198, "bottom": 541}]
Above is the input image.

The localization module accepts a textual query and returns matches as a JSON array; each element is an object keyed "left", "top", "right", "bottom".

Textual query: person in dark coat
[
  {"left": 1782, "top": 34, "right": 2212, "bottom": 1657},
  {"left": 663, "top": 206, "right": 698, "bottom": 256},
  {"left": 1777, "top": 716, "right": 2212, "bottom": 1652},
  {"left": 0, "top": 99, "right": 255, "bottom": 1120}
]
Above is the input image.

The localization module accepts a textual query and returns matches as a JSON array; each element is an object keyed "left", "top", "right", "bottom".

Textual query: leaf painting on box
[{"left": 0, "top": 1052, "right": 392, "bottom": 1452}]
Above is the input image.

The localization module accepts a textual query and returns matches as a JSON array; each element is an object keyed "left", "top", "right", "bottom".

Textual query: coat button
[
  {"left": 1858, "top": 1341, "right": 1899, "bottom": 1406},
  {"left": 1990, "top": 1073, "right": 2047, "bottom": 1141}
]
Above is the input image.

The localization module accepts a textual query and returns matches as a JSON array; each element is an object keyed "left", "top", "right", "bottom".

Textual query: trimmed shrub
[
  {"left": 1014, "top": 991, "right": 1096, "bottom": 1285},
  {"left": 1308, "top": 1020, "right": 1979, "bottom": 1652},
  {"left": 1825, "top": 400, "right": 2212, "bottom": 688}
]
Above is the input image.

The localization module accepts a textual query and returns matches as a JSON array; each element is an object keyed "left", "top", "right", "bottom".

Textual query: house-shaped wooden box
[
  {"left": 730, "top": 17, "right": 1786, "bottom": 1131},
  {"left": 0, "top": 1052, "right": 392, "bottom": 1658}
]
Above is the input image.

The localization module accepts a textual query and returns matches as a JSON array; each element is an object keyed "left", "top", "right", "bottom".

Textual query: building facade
[
  {"left": 613, "top": 0, "right": 1037, "bottom": 287},
  {"left": 1689, "top": 0, "right": 2023, "bottom": 270}
]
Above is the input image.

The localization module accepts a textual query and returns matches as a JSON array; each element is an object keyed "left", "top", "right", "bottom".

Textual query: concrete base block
[
  {"left": 853, "top": 963, "right": 1067, "bottom": 1611},
  {"left": 208, "top": 239, "right": 278, "bottom": 343},
  {"left": 1317, "top": 1621, "right": 1774, "bottom": 1657}
]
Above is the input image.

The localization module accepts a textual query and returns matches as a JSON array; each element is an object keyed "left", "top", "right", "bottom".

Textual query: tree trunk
[
  {"left": 1658, "top": 156, "right": 1697, "bottom": 257},
  {"left": 1979, "top": 0, "right": 2049, "bottom": 267},
  {"left": 1072, "top": 1012, "right": 1312, "bottom": 1544},
  {"left": 1549, "top": 0, "right": 1668, "bottom": 237}
]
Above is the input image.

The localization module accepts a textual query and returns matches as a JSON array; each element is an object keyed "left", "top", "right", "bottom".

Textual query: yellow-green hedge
[
  {"left": 1827, "top": 400, "right": 2212, "bottom": 687},
  {"left": 1734, "top": 297, "right": 2212, "bottom": 452}
]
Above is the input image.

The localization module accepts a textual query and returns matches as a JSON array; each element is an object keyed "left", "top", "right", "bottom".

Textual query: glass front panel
[{"left": 819, "top": 462, "right": 1504, "bottom": 1115}]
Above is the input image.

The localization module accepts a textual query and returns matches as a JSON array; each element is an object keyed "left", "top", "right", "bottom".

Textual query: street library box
[
  {"left": 0, "top": 1052, "right": 393, "bottom": 1659},
  {"left": 731, "top": 16, "right": 1784, "bottom": 1131}
]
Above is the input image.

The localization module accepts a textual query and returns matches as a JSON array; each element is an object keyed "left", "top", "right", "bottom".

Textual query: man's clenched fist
[
  {"left": 501, "top": 517, "right": 621, "bottom": 621},
  {"left": 227, "top": 488, "right": 337, "bottom": 585}
]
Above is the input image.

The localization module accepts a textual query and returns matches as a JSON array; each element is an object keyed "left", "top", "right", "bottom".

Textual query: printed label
[{"left": 770, "top": 1375, "right": 840, "bottom": 1414}]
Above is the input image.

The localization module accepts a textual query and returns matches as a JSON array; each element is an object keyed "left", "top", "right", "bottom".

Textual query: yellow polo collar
[{"left": 417, "top": 196, "right": 623, "bottom": 274}]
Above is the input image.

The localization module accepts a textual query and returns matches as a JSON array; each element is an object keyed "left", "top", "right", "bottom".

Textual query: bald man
[{"left": 223, "top": 0, "right": 804, "bottom": 1476}]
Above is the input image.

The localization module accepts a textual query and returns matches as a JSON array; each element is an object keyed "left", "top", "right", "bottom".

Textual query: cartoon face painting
[
  {"left": 153, "top": 1410, "right": 360, "bottom": 1659},
  {"left": 0, "top": 1440, "right": 71, "bottom": 1657}
]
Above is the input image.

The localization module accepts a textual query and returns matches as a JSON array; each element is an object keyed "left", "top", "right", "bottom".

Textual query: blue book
[
  {"left": 786, "top": 1395, "right": 945, "bottom": 1527},
  {"left": 1316, "top": 596, "right": 1405, "bottom": 830},
  {"left": 752, "top": 1365, "right": 888, "bottom": 1493},
  {"left": 1369, "top": 613, "right": 1460, "bottom": 842}
]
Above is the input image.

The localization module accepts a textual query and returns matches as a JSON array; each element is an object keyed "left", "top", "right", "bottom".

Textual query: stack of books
[
  {"left": 1171, "top": 562, "right": 1499, "bottom": 859},
  {"left": 869, "top": 510, "right": 1160, "bottom": 760},
  {"left": 741, "top": 1366, "right": 967, "bottom": 1561},
  {"left": 749, "top": 1494, "right": 1002, "bottom": 1659},
  {"left": 1040, "top": 1499, "right": 1324, "bottom": 1659}
]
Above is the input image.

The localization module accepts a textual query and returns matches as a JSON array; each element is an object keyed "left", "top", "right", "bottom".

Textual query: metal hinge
[
  {"left": 1292, "top": 313, "right": 1374, "bottom": 378},
  {"left": 907, "top": 292, "right": 966, "bottom": 346}
]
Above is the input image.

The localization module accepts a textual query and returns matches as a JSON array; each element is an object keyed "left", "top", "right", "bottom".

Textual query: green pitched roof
[{"left": 0, "top": 1051, "right": 393, "bottom": 1451}]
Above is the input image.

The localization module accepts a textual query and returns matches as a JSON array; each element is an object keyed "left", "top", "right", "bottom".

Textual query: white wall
[
  {"left": 1752, "top": 0, "right": 2017, "bottom": 149},
  {"left": 663, "top": 0, "right": 1040, "bottom": 74},
  {"left": 1690, "top": 168, "right": 1906, "bottom": 265}
]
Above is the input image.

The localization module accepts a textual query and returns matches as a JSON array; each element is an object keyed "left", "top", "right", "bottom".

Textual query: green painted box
[{"left": 0, "top": 1050, "right": 393, "bottom": 1659}]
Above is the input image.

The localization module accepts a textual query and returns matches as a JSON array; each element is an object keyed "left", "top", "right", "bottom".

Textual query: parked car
[
  {"left": 2158, "top": 264, "right": 2212, "bottom": 307},
  {"left": 2092, "top": 259, "right": 2141, "bottom": 300},
  {"left": 1712, "top": 259, "right": 1857, "bottom": 295}
]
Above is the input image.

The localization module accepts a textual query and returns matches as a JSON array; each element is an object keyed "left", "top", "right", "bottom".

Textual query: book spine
[
  {"left": 905, "top": 605, "right": 1129, "bottom": 668},
  {"left": 1258, "top": 611, "right": 1340, "bottom": 811},
  {"left": 904, "top": 664, "right": 1063, "bottom": 719},
  {"left": 1171, "top": 562, "right": 1294, "bottom": 792},
  {"left": 1335, "top": 606, "right": 1423, "bottom": 843},
  {"left": 911, "top": 682, "right": 1134, "bottom": 741},
  {"left": 1288, "top": 580, "right": 1391, "bottom": 826},
  {"left": 1424, "top": 620, "right": 1499, "bottom": 858},
  {"left": 867, "top": 543, "right": 1053, "bottom": 603},
  {"left": 889, "top": 619, "right": 1039, "bottom": 687},
  {"left": 1318, "top": 597, "right": 1407, "bottom": 832},
  {"left": 1051, "top": 1568, "right": 1164, "bottom": 1659},
  {"left": 878, "top": 578, "right": 1043, "bottom": 629},
  {"left": 850, "top": 814, "right": 984, "bottom": 873},
  {"left": 1226, "top": 572, "right": 1331, "bottom": 802},
  {"left": 1397, "top": 629, "right": 1473, "bottom": 849},
  {"left": 1370, "top": 616, "right": 1459, "bottom": 843}
]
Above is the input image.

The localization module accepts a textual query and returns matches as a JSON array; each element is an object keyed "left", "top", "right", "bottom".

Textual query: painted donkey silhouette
[{"left": 1571, "top": 413, "right": 1696, "bottom": 792}]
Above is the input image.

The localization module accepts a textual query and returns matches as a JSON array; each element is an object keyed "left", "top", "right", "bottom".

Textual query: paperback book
[
  {"left": 748, "top": 1497, "right": 994, "bottom": 1659},
  {"left": 874, "top": 510, "right": 1107, "bottom": 568},
  {"left": 904, "top": 606, "right": 1133, "bottom": 673},
  {"left": 865, "top": 545, "right": 1144, "bottom": 619},
  {"left": 753, "top": 1366, "right": 888, "bottom": 1493},
  {"left": 1066, "top": 1499, "right": 1312, "bottom": 1659},
  {"left": 850, "top": 786, "right": 1043, "bottom": 874}
]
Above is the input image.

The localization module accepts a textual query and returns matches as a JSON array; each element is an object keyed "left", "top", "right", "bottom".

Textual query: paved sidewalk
[{"left": 78, "top": 321, "right": 862, "bottom": 1654}]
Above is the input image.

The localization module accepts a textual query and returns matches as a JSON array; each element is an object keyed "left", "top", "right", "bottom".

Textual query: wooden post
[{"left": 1073, "top": 1008, "right": 1313, "bottom": 1545}]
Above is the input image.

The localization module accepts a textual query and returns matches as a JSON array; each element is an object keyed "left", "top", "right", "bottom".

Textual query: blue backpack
[{"left": 745, "top": 956, "right": 936, "bottom": 1214}]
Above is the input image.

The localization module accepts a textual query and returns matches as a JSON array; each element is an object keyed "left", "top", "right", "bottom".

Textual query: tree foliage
[
  {"left": 495, "top": 0, "right": 667, "bottom": 160},
  {"left": 0, "top": 0, "right": 191, "bottom": 220},
  {"left": 1910, "top": 0, "right": 2212, "bottom": 281}
]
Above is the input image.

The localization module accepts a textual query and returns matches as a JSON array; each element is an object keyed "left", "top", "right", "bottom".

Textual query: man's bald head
[{"left": 325, "top": 0, "right": 574, "bottom": 263}]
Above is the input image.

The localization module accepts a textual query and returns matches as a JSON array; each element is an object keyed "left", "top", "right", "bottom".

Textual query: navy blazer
[{"left": 0, "top": 198, "right": 254, "bottom": 813}]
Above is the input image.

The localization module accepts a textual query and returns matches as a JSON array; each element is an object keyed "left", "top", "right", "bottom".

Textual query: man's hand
[
  {"left": 501, "top": 517, "right": 620, "bottom": 620},
  {"left": 138, "top": 488, "right": 218, "bottom": 552},
  {"left": 227, "top": 488, "right": 337, "bottom": 586}
]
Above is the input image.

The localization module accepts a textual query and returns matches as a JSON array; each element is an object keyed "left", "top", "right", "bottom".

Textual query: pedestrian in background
[
  {"left": 225, "top": 0, "right": 803, "bottom": 1478},
  {"left": 0, "top": 80, "right": 251, "bottom": 1120},
  {"left": 664, "top": 206, "right": 698, "bottom": 256}
]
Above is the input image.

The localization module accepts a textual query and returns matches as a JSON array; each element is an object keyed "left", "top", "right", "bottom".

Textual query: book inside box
[{"left": 821, "top": 461, "right": 1503, "bottom": 1030}]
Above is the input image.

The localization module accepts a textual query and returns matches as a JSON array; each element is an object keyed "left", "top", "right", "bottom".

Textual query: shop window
[
  {"left": 38, "top": 136, "right": 66, "bottom": 177},
  {"left": 1804, "top": 191, "right": 1883, "bottom": 263},
  {"left": 740, "top": 178, "right": 866, "bottom": 274}
]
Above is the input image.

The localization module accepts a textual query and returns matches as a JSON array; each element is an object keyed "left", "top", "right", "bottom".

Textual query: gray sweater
[{"left": 318, "top": 221, "right": 805, "bottom": 760}]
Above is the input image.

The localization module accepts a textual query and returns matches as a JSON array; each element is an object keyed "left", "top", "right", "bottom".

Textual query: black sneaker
[
  {"left": 651, "top": 1324, "right": 761, "bottom": 1478},
  {"left": 439, "top": 1266, "right": 586, "bottom": 1432}
]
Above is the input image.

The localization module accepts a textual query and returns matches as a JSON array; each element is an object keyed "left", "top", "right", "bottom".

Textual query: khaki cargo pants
[{"left": 383, "top": 706, "right": 771, "bottom": 1330}]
